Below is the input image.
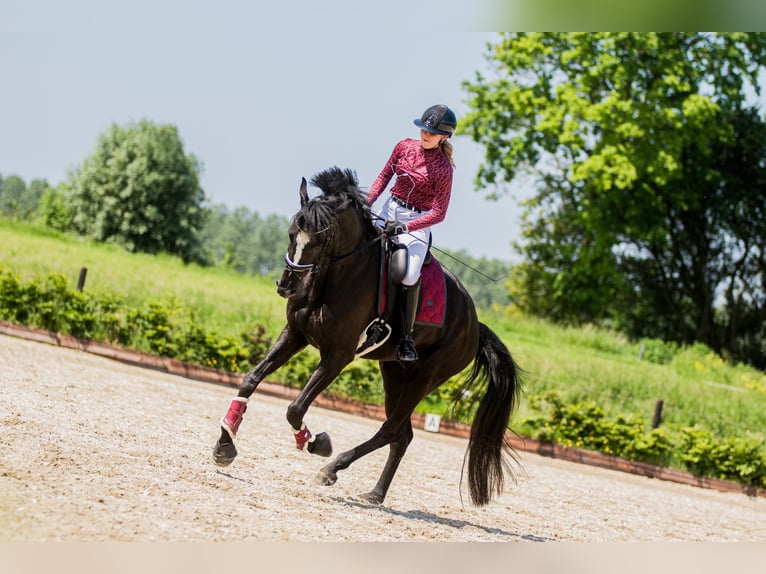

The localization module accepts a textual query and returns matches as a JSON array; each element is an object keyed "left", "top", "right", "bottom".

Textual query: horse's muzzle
[{"left": 276, "top": 278, "right": 297, "bottom": 299}]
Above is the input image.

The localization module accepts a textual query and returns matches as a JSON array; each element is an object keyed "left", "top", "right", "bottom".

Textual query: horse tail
[{"left": 461, "top": 322, "right": 523, "bottom": 506}]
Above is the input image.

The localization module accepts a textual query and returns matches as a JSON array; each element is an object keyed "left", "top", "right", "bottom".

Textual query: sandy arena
[{"left": 1, "top": 333, "right": 765, "bottom": 542}]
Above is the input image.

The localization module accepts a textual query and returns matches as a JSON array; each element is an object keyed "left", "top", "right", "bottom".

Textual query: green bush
[
  {"left": 517, "top": 390, "right": 765, "bottom": 487},
  {"left": 0, "top": 267, "right": 96, "bottom": 337},
  {"left": 623, "top": 426, "right": 674, "bottom": 466},
  {"left": 0, "top": 263, "right": 270, "bottom": 374},
  {"left": 334, "top": 360, "right": 385, "bottom": 404},
  {"left": 680, "top": 427, "right": 766, "bottom": 488},
  {"left": 638, "top": 337, "right": 680, "bottom": 365},
  {"left": 122, "top": 299, "right": 180, "bottom": 356},
  {"left": 518, "top": 391, "right": 649, "bottom": 457}
]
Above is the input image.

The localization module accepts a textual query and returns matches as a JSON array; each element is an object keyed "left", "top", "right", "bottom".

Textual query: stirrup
[{"left": 355, "top": 318, "right": 392, "bottom": 358}]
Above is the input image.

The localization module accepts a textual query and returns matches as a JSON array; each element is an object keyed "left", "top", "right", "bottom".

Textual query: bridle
[{"left": 283, "top": 222, "right": 383, "bottom": 276}]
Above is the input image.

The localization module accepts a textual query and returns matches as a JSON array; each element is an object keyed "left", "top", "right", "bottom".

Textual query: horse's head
[{"left": 276, "top": 167, "right": 375, "bottom": 299}]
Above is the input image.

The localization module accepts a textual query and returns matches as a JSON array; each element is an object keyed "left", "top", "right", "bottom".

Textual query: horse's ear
[{"left": 300, "top": 177, "right": 309, "bottom": 207}]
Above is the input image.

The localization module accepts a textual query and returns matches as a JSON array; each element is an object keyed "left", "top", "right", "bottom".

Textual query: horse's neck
[{"left": 287, "top": 235, "right": 380, "bottom": 329}]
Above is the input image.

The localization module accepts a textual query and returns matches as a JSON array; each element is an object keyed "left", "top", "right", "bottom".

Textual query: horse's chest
[{"left": 289, "top": 305, "right": 328, "bottom": 340}]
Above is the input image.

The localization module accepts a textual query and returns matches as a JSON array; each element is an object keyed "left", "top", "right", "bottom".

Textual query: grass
[
  {"left": 481, "top": 307, "right": 766, "bottom": 441},
  {"left": 0, "top": 219, "right": 285, "bottom": 335},
  {"left": 3, "top": 218, "right": 766, "bottom": 446}
]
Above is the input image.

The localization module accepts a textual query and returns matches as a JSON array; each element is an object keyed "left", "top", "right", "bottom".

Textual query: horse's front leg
[
  {"left": 285, "top": 351, "right": 351, "bottom": 458},
  {"left": 212, "top": 327, "right": 306, "bottom": 466}
]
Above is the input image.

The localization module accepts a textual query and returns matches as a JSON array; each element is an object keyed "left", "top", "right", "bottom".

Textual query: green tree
[
  {"left": 66, "top": 120, "right": 207, "bottom": 263},
  {"left": 199, "top": 204, "right": 289, "bottom": 277},
  {"left": 439, "top": 249, "right": 510, "bottom": 309},
  {"left": 1, "top": 174, "right": 51, "bottom": 221},
  {"left": 253, "top": 213, "right": 290, "bottom": 276},
  {"left": 461, "top": 33, "right": 766, "bottom": 367},
  {"left": 0, "top": 174, "right": 27, "bottom": 218},
  {"left": 23, "top": 179, "right": 49, "bottom": 219},
  {"left": 38, "top": 183, "right": 73, "bottom": 231},
  {"left": 0, "top": 174, "right": 52, "bottom": 221}
]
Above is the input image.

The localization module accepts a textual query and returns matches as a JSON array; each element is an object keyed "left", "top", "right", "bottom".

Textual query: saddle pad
[{"left": 416, "top": 257, "right": 447, "bottom": 327}]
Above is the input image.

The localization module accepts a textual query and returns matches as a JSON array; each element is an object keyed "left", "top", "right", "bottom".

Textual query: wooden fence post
[
  {"left": 76, "top": 267, "right": 88, "bottom": 291},
  {"left": 652, "top": 399, "right": 664, "bottom": 429}
]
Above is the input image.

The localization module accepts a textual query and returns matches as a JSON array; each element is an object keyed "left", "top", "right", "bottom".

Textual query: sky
[{"left": 1, "top": 1, "right": 527, "bottom": 261}]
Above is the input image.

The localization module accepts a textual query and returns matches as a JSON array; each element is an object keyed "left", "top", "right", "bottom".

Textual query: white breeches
[{"left": 379, "top": 196, "right": 431, "bottom": 286}]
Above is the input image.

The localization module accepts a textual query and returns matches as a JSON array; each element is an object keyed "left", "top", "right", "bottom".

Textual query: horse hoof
[
  {"left": 357, "top": 492, "right": 384, "bottom": 505},
  {"left": 316, "top": 466, "right": 337, "bottom": 486},
  {"left": 212, "top": 439, "right": 238, "bottom": 467},
  {"left": 307, "top": 432, "right": 332, "bottom": 457}
]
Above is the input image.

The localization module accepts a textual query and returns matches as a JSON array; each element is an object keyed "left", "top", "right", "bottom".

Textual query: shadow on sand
[
  {"left": 216, "top": 470, "right": 551, "bottom": 541},
  {"left": 330, "top": 496, "right": 552, "bottom": 542}
]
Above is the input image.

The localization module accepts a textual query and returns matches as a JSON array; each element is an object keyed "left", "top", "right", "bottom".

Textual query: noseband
[{"left": 284, "top": 252, "right": 316, "bottom": 273}]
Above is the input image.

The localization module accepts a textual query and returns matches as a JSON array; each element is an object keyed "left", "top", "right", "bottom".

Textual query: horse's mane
[{"left": 299, "top": 167, "right": 377, "bottom": 237}]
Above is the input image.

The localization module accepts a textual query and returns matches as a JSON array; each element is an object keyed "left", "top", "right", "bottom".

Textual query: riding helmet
[{"left": 414, "top": 104, "right": 457, "bottom": 137}]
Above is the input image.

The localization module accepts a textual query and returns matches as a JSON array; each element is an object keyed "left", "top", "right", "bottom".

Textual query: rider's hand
[{"left": 383, "top": 220, "right": 407, "bottom": 235}]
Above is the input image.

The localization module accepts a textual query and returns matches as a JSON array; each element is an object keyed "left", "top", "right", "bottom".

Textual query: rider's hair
[{"left": 441, "top": 139, "right": 455, "bottom": 168}]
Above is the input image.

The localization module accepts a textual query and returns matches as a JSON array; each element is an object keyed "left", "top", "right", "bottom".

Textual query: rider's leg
[
  {"left": 375, "top": 197, "right": 431, "bottom": 362},
  {"left": 396, "top": 279, "right": 421, "bottom": 362},
  {"left": 395, "top": 233, "right": 428, "bottom": 363}
]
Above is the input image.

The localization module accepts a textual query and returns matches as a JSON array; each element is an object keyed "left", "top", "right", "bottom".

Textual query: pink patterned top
[{"left": 366, "top": 138, "right": 453, "bottom": 232}]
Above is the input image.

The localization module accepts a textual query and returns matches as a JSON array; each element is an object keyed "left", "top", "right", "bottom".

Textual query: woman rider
[{"left": 366, "top": 104, "right": 457, "bottom": 362}]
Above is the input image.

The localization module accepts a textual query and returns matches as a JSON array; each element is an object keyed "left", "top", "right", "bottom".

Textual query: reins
[{"left": 368, "top": 210, "right": 507, "bottom": 284}]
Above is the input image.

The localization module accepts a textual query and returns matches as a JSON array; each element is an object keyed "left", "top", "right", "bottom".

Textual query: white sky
[{"left": 1, "top": 0, "right": 526, "bottom": 260}]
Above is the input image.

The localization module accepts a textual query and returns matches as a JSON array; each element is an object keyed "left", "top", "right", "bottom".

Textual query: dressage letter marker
[{"left": 424, "top": 413, "right": 441, "bottom": 433}]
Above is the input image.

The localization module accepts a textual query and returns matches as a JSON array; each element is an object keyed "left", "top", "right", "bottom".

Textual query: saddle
[{"left": 355, "top": 237, "right": 447, "bottom": 358}]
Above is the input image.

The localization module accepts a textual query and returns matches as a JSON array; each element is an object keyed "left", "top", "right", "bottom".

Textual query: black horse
[{"left": 213, "top": 167, "right": 523, "bottom": 506}]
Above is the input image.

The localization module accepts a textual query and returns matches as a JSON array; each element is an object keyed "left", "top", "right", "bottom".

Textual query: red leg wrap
[
  {"left": 294, "top": 424, "right": 312, "bottom": 450},
  {"left": 221, "top": 397, "right": 248, "bottom": 439}
]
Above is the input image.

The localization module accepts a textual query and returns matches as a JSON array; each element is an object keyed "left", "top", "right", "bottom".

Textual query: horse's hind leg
[
  {"left": 315, "top": 421, "right": 397, "bottom": 488},
  {"left": 316, "top": 364, "right": 426, "bottom": 504},
  {"left": 315, "top": 416, "right": 414, "bottom": 504},
  {"left": 359, "top": 420, "right": 413, "bottom": 504}
]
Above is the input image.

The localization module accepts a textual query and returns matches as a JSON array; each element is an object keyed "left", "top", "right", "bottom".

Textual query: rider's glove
[{"left": 383, "top": 220, "right": 407, "bottom": 236}]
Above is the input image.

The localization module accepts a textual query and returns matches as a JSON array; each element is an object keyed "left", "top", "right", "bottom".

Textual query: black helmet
[{"left": 414, "top": 104, "right": 457, "bottom": 137}]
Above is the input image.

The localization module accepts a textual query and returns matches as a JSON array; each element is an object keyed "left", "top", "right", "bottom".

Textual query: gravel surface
[{"left": 1, "top": 333, "right": 765, "bottom": 542}]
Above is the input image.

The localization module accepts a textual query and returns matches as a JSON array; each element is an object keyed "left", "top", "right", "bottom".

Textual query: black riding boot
[{"left": 396, "top": 281, "right": 421, "bottom": 363}]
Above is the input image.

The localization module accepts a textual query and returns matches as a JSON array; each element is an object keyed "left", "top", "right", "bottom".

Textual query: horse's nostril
[
  {"left": 276, "top": 278, "right": 296, "bottom": 298},
  {"left": 276, "top": 286, "right": 295, "bottom": 299}
]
